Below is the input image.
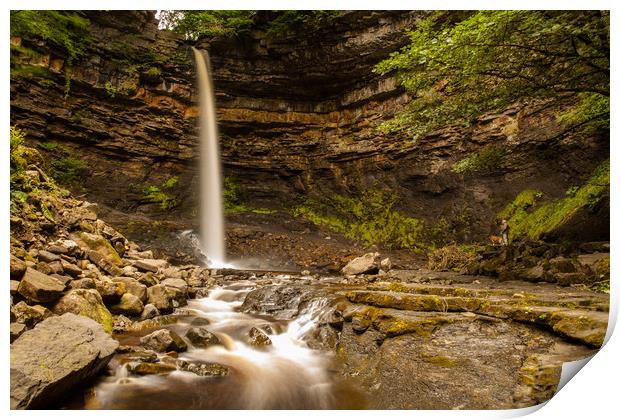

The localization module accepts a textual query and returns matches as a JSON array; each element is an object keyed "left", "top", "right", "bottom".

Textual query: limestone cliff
[{"left": 10, "top": 10, "right": 609, "bottom": 247}]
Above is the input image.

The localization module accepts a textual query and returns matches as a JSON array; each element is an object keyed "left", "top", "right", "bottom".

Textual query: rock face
[
  {"left": 10, "top": 11, "right": 607, "bottom": 249},
  {"left": 10, "top": 313, "right": 119, "bottom": 409}
]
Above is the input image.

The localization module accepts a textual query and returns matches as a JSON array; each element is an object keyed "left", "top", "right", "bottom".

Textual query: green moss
[
  {"left": 453, "top": 145, "right": 505, "bottom": 174},
  {"left": 38, "top": 141, "right": 59, "bottom": 151},
  {"left": 223, "top": 177, "right": 273, "bottom": 215},
  {"left": 142, "top": 177, "right": 179, "bottom": 210},
  {"left": 500, "top": 161, "right": 609, "bottom": 240},
  {"left": 426, "top": 355, "right": 457, "bottom": 367},
  {"left": 10, "top": 64, "right": 54, "bottom": 79},
  {"left": 50, "top": 157, "right": 87, "bottom": 183},
  {"left": 104, "top": 81, "right": 117, "bottom": 98},
  {"left": 292, "top": 189, "right": 425, "bottom": 250}
]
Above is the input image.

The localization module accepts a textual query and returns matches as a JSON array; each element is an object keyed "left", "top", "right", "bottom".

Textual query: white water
[
  {"left": 192, "top": 47, "right": 226, "bottom": 267},
  {"left": 89, "top": 283, "right": 336, "bottom": 409}
]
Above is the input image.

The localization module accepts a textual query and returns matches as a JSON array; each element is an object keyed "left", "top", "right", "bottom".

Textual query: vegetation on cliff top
[
  {"left": 499, "top": 160, "right": 609, "bottom": 240},
  {"left": 158, "top": 10, "right": 342, "bottom": 40},
  {"left": 10, "top": 11, "right": 91, "bottom": 61},
  {"left": 375, "top": 11, "right": 609, "bottom": 139}
]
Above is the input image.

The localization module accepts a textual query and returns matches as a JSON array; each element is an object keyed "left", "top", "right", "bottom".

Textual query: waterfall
[{"left": 192, "top": 47, "right": 226, "bottom": 267}]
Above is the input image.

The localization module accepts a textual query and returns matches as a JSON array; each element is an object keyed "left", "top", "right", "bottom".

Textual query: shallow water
[{"left": 76, "top": 280, "right": 365, "bottom": 409}]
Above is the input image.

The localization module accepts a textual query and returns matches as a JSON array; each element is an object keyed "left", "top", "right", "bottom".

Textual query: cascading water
[
  {"left": 192, "top": 47, "right": 226, "bottom": 267},
  {"left": 80, "top": 279, "right": 360, "bottom": 409}
]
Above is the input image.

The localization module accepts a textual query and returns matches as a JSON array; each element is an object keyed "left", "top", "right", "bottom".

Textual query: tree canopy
[
  {"left": 158, "top": 10, "right": 342, "bottom": 40},
  {"left": 374, "top": 11, "right": 609, "bottom": 139},
  {"left": 10, "top": 11, "right": 91, "bottom": 61}
]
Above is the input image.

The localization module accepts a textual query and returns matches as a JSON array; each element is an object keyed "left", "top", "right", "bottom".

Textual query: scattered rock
[
  {"left": 127, "top": 362, "right": 176, "bottom": 375},
  {"left": 17, "top": 267, "right": 66, "bottom": 303},
  {"left": 51, "top": 288, "right": 114, "bottom": 333},
  {"left": 10, "top": 280, "right": 20, "bottom": 295},
  {"left": 95, "top": 279, "right": 126, "bottom": 304},
  {"left": 60, "top": 260, "right": 83, "bottom": 277},
  {"left": 113, "top": 315, "right": 134, "bottom": 332},
  {"left": 176, "top": 360, "right": 229, "bottom": 377},
  {"left": 140, "top": 329, "right": 187, "bottom": 353},
  {"left": 110, "top": 293, "right": 144, "bottom": 316},
  {"left": 380, "top": 257, "right": 392, "bottom": 271},
  {"left": 342, "top": 253, "right": 380, "bottom": 275},
  {"left": 146, "top": 284, "right": 174, "bottom": 314},
  {"left": 10, "top": 313, "right": 118, "bottom": 409},
  {"left": 12, "top": 301, "right": 52, "bottom": 328},
  {"left": 133, "top": 259, "right": 169, "bottom": 273},
  {"left": 140, "top": 303, "right": 160, "bottom": 320},
  {"left": 137, "top": 272, "right": 159, "bottom": 287},
  {"left": 69, "top": 278, "right": 97, "bottom": 290},
  {"left": 246, "top": 327, "right": 272, "bottom": 347},
  {"left": 185, "top": 327, "right": 220, "bottom": 348},
  {"left": 37, "top": 250, "right": 60, "bottom": 263},
  {"left": 10, "top": 255, "right": 27, "bottom": 279},
  {"left": 72, "top": 232, "right": 123, "bottom": 276}
]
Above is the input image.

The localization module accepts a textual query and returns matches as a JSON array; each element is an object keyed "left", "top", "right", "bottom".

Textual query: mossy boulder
[{"left": 52, "top": 288, "right": 114, "bottom": 333}]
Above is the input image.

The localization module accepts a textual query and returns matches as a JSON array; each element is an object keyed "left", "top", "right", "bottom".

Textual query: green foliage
[
  {"left": 292, "top": 189, "right": 425, "bottom": 250},
  {"left": 10, "top": 126, "right": 27, "bottom": 175},
  {"left": 69, "top": 107, "right": 92, "bottom": 124},
  {"left": 104, "top": 82, "right": 117, "bottom": 98},
  {"left": 264, "top": 11, "right": 342, "bottom": 38},
  {"left": 162, "top": 176, "right": 178, "bottom": 189},
  {"left": 142, "top": 177, "right": 179, "bottom": 210},
  {"left": 145, "top": 67, "right": 161, "bottom": 77},
  {"left": 10, "top": 11, "right": 91, "bottom": 61},
  {"left": 159, "top": 11, "right": 256, "bottom": 39},
  {"left": 558, "top": 92, "right": 610, "bottom": 134},
  {"left": 375, "top": 11, "right": 609, "bottom": 139},
  {"left": 10, "top": 64, "right": 53, "bottom": 79},
  {"left": 50, "top": 157, "right": 87, "bottom": 183},
  {"left": 223, "top": 177, "right": 273, "bottom": 215},
  {"left": 499, "top": 160, "right": 609, "bottom": 240},
  {"left": 453, "top": 145, "right": 505, "bottom": 174},
  {"left": 159, "top": 10, "right": 342, "bottom": 40},
  {"left": 38, "top": 141, "right": 59, "bottom": 151}
]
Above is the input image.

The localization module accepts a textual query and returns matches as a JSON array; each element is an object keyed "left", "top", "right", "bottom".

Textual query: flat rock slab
[
  {"left": 10, "top": 313, "right": 118, "bottom": 409},
  {"left": 133, "top": 259, "right": 169, "bottom": 273},
  {"left": 17, "top": 267, "right": 66, "bottom": 303}
]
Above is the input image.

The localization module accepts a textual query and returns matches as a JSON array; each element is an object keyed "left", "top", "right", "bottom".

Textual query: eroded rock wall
[{"left": 10, "top": 11, "right": 609, "bottom": 243}]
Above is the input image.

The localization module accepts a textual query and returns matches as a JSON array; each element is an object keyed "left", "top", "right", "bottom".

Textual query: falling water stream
[
  {"left": 71, "top": 51, "right": 363, "bottom": 409},
  {"left": 192, "top": 47, "right": 226, "bottom": 267}
]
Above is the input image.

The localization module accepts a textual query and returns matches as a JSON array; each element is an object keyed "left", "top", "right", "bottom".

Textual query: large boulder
[
  {"left": 139, "top": 329, "right": 187, "bottom": 353},
  {"left": 51, "top": 289, "right": 114, "bottom": 333},
  {"left": 71, "top": 232, "right": 122, "bottom": 276},
  {"left": 17, "top": 267, "right": 66, "bottom": 303},
  {"left": 10, "top": 313, "right": 118, "bottom": 409},
  {"left": 110, "top": 293, "right": 144, "bottom": 316},
  {"left": 342, "top": 253, "right": 380, "bottom": 275}
]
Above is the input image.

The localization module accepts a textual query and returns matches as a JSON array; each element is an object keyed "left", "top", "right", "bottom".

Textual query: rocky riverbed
[{"left": 9, "top": 167, "right": 609, "bottom": 410}]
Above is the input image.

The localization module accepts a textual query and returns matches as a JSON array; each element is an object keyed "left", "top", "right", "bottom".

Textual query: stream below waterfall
[{"left": 70, "top": 277, "right": 365, "bottom": 409}]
